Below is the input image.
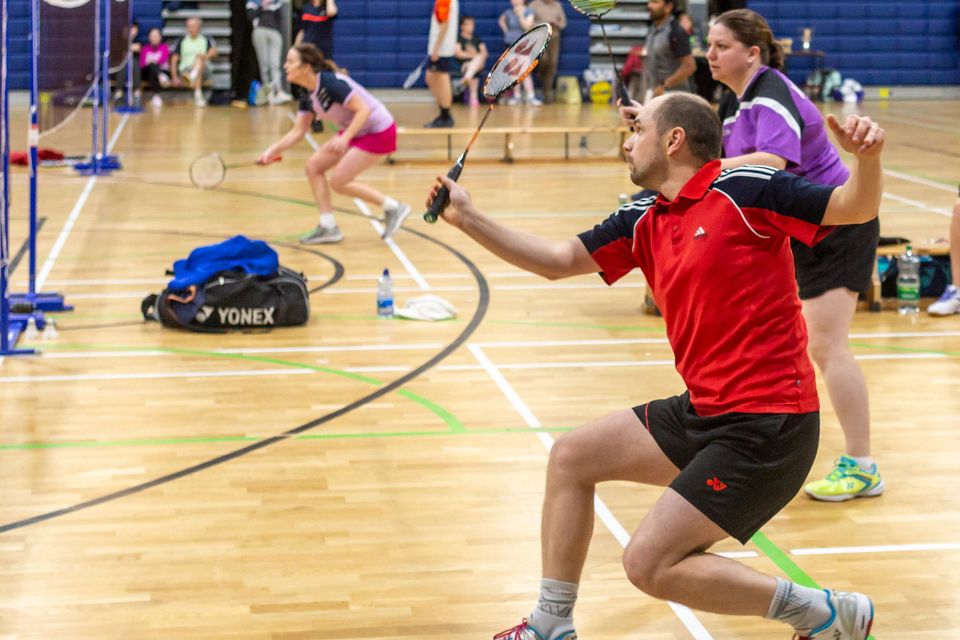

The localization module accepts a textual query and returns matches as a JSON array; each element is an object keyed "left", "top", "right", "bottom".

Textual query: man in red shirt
[{"left": 429, "top": 93, "right": 884, "bottom": 640}]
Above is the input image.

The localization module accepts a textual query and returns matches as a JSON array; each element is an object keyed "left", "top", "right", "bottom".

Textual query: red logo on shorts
[{"left": 707, "top": 476, "right": 727, "bottom": 491}]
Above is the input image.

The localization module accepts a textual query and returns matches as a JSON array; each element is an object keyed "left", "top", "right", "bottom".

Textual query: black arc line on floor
[{"left": 0, "top": 227, "right": 487, "bottom": 533}]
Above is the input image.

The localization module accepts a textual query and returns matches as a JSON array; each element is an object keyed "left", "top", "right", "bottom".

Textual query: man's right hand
[
  {"left": 427, "top": 176, "right": 474, "bottom": 227},
  {"left": 617, "top": 98, "right": 642, "bottom": 129}
]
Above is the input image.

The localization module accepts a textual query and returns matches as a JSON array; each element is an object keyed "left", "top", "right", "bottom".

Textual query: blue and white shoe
[{"left": 796, "top": 590, "right": 874, "bottom": 640}]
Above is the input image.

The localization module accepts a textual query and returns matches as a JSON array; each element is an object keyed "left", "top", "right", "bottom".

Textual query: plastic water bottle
[
  {"left": 896, "top": 245, "right": 920, "bottom": 316},
  {"left": 377, "top": 268, "right": 394, "bottom": 318}
]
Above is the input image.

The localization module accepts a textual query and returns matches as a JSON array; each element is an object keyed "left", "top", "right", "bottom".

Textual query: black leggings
[{"left": 141, "top": 63, "right": 164, "bottom": 93}]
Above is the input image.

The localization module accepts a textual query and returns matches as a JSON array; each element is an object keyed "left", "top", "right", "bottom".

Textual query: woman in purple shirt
[
  {"left": 707, "top": 9, "right": 883, "bottom": 502},
  {"left": 259, "top": 44, "right": 411, "bottom": 244}
]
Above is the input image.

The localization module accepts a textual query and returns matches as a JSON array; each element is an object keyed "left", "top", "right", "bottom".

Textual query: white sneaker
[
  {"left": 381, "top": 203, "right": 412, "bottom": 240},
  {"left": 526, "top": 95, "right": 543, "bottom": 106},
  {"left": 194, "top": 90, "right": 207, "bottom": 108},
  {"left": 273, "top": 89, "right": 293, "bottom": 104},
  {"left": 151, "top": 94, "right": 163, "bottom": 108},
  {"left": 299, "top": 224, "right": 344, "bottom": 244},
  {"left": 158, "top": 71, "right": 171, "bottom": 88},
  {"left": 928, "top": 285, "right": 960, "bottom": 316},
  {"left": 799, "top": 590, "right": 874, "bottom": 640}
]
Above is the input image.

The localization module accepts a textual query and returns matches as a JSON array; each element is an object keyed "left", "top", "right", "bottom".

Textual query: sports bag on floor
[{"left": 141, "top": 236, "right": 310, "bottom": 332}]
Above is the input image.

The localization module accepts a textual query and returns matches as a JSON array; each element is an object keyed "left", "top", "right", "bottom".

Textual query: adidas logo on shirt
[{"left": 693, "top": 226, "right": 707, "bottom": 239}]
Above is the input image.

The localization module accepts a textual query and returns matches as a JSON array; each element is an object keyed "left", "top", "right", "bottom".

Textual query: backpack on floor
[{"left": 141, "top": 236, "right": 310, "bottom": 332}]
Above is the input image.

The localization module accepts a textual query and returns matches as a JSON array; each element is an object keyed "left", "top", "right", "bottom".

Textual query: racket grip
[
  {"left": 616, "top": 81, "right": 631, "bottom": 108},
  {"left": 423, "top": 162, "right": 465, "bottom": 224}
]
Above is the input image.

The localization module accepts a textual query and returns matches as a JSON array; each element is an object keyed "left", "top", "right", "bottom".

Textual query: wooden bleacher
[{"left": 390, "top": 125, "right": 631, "bottom": 163}]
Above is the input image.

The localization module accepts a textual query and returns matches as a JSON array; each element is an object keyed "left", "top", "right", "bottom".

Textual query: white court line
[
  {"left": 354, "top": 197, "right": 430, "bottom": 291},
  {"left": 41, "top": 343, "right": 446, "bottom": 359},
  {"left": 0, "top": 368, "right": 314, "bottom": 384},
  {"left": 62, "top": 281, "right": 643, "bottom": 299},
  {"left": 467, "top": 344, "right": 715, "bottom": 640},
  {"left": 791, "top": 542, "right": 960, "bottom": 556},
  {"left": 884, "top": 169, "right": 957, "bottom": 194},
  {"left": 36, "top": 113, "right": 131, "bottom": 291},
  {"left": 883, "top": 191, "right": 952, "bottom": 217}
]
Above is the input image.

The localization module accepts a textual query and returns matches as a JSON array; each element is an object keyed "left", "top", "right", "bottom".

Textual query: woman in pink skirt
[{"left": 260, "top": 43, "right": 411, "bottom": 244}]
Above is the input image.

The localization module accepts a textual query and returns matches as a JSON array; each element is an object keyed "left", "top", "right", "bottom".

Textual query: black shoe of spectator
[
  {"left": 424, "top": 115, "right": 455, "bottom": 128},
  {"left": 312, "top": 120, "right": 324, "bottom": 133}
]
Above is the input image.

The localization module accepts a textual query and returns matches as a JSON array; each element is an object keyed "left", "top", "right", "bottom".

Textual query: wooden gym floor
[{"left": 0, "top": 97, "right": 958, "bottom": 639}]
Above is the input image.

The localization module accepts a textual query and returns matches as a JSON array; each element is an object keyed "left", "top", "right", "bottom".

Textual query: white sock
[
  {"left": 849, "top": 456, "right": 876, "bottom": 471},
  {"left": 528, "top": 578, "right": 578, "bottom": 639},
  {"left": 766, "top": 578, "right": 832, "bottom": 634},
  {"left": 319, "top": 213, "right": 336, "bottom": 229},
  {"left": 382, "top": 197, "right": 399, "bottom": 212}
]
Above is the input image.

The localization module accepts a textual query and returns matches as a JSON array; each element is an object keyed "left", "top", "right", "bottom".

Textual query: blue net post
[
  {"left": 1, "top": 0, "right": 36, "bottom": 356},
  {"left": 115, "top": 0, "right": 143, "bottom": 114},
  {"left": 75, "top": 0, "right": 121, "bottom": 174},
  {"left": 9, "top": 0, "right": 73, "bottom": 314}
]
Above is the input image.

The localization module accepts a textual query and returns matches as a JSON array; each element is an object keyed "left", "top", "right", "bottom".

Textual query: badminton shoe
[
  {"left": 795, "top": 590, "right": 873, "bottom": 640},
  {"left": 299, "top": 225, "right": 344, "bottom": 245},
  {"left": 493, "top": 619, "right": 577, "bottom": 640},
  {"left": 424, "top": 115, "right": 455, "bottom": 128},
  {"left": 803, "top": 456, "right": 883, "bottom": 502},
  {"left": 382, "top": 203, "right": 412, "bottom": 240},
  {"left": 928, "top": 285, "right": 960, "bottom": 316}
]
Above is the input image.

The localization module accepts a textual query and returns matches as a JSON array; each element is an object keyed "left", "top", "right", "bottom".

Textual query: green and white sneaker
[{"left": 803, "top": 456, "right": 884, "bottom": 502}]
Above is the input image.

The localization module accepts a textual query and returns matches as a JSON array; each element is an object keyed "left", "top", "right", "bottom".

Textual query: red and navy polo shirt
[{"left": 578, "top": 160, "right": 836, "bottom": 416}]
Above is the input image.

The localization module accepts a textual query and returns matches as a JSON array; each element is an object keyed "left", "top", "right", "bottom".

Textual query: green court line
[
  {"left": 0, "top": 426, "right": 576, "bottom": 451},
  {"left": 487, "top": 318, "right": 665, "bottom": 332},
  {"left": 751, "top": 531, "right": 877, "bottom": 640},
  {"left": 850, "top": 341, "right": 960, "bottom": 358},
  {"left": 31, "top": 343, "right": 464, "bottom": 434}
]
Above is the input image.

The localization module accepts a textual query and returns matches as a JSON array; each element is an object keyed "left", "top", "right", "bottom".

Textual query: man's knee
[
  {"left": 622, "top": 539, "right": 670, "bottom": 598},
  {"left": 546, "top": 432, "right": 592, "bottom": 481}
]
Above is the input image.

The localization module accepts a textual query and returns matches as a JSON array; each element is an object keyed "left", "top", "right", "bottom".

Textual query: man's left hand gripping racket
[{"left": 423, "top": 23, "right": 553, "bottom": 223}]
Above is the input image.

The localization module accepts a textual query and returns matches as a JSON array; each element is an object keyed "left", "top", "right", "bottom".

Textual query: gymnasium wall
[
  {"left": 8, "top": 0, "right": 960, "bottom": 90},
  {"left": 751, "top": 0, "right": 960, "bottom": 86}
]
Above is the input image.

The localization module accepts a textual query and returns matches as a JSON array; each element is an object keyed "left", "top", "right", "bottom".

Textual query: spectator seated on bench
[
  {"left": 170, "top": 17, "right": 218, "bottom": 108},
  {"left": 453, "top": 15, "right": 488, "bottom": 106}
]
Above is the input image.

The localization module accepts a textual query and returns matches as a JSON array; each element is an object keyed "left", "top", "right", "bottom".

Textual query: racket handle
[
  {"left": 423, "top": 161, "right": 465, "bottom": 224},
  {"left": 616, "top": 81, "right": 631, "bottom": 108}
]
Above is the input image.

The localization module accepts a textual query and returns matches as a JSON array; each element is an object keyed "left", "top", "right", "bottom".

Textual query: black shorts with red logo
[{"left": 634, "top": 392, "right": 819, "bottom": 544}]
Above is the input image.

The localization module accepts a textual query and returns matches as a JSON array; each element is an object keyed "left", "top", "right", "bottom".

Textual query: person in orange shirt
[{"left": 425, "top": 0, "right": 460, "bottom": 127}]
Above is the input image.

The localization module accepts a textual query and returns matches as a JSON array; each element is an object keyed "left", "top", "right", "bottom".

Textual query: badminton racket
[
  {"left": 189, "top": 153, "right": 282, "bottom": 189},
  {"left": 423, "top": 23, "right": 553, "bottom": 223},
  {"left": 567, "top": 0, "right": 631, "bottom": 105},
  {"left": 581, "top": 124, "right": 625, "bottom": 157},
  {"left": 402, "top": 57, "right": 429, "bottom": 90}
]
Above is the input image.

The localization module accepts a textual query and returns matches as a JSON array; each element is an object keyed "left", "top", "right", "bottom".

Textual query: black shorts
[
  {"left": 427, "top": 56, "right": 459, "bottom": 74},
  {"left": 791, "top": 218, "right": 879, "bottom": 300},
  {"left": 634, "top": 393, "right": 819, "bottom": 544}
]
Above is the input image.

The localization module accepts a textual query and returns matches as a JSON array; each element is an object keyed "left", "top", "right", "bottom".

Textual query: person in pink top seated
[
  {"left": 259, "top": 44, "right": 412, "bottom": 244},
  {"left": 140, "top": 28, "right": 172, "bottom": 107}
]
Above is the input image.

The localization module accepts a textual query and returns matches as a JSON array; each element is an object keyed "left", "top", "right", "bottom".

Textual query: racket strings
[
  {"left": 568, "top": 0, "right": 616, "bottom": 17},
  {"left": 484, "top": 24, "right": 553, "bottom": 98},
  {"left": 190, "top": 154, "right": 227, "bottom": 189}
]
